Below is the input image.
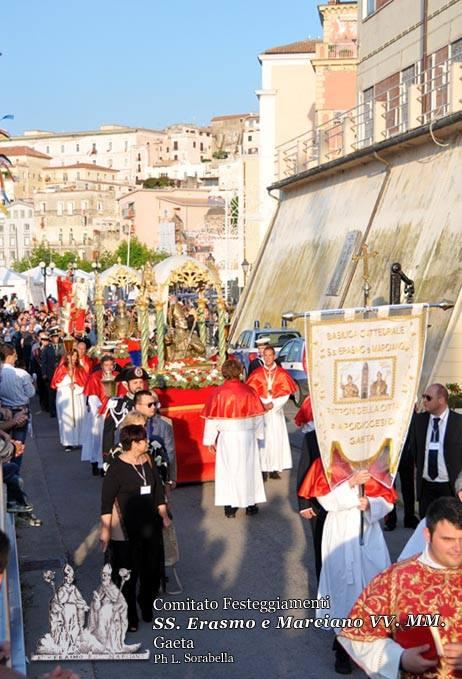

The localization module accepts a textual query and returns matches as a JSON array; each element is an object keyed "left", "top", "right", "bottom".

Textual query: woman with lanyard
[{"left": 99, "top": 424, "right": 171, "bottom": 632}]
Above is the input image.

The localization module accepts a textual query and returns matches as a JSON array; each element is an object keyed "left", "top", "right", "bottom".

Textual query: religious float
[{"left": 91, "top": 255, "right": 228, "bottom": 483}]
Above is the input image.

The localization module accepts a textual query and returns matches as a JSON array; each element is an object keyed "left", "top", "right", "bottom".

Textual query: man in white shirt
[
  {"left": 407, "top": 383, "right": 462, "bottom": 518},
  {"left": 0, "top": 343, "right": 35, "bottom": 468}
]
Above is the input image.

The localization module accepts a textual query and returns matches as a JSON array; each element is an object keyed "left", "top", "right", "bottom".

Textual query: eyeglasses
[
  {"left": 422, "top": 394, "right": 434, "bottom": 401},
  {"left": 145, "top": 402, "right": 156, "bottom": 408}
]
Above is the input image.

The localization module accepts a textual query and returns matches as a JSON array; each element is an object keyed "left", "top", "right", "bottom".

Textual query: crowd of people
[{"left": 1, "top": 290, "right": 462, "bottom": 678}]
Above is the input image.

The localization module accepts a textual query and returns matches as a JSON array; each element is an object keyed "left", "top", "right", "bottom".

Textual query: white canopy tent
[
  {"left": 23, "top": 265, "right": 67, "bottom": 300},
  {"left": 0, "top": 268, "right": 33, "bottom": 306}
]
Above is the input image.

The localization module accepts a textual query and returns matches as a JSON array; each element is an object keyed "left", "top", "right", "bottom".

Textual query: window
[
  {"left": 41, "top": 202, "right": 46, "bottom": 213},
  {"left": 67, "top": 202, "right": 74, "bottom": 215},
  {"left": 200, "top": 142, "right": 204, "bottom": 151},
  {"left": 173, "top": 141, "right": 178, "bottom": 151},
  {"left": 69, "top": 229, "right": 74, "bottom": 244},
  {"left": 174, "top": 155, "right": 178, "bottom": 161},
  {"left": 61, "top": 144, "right": 65, "bottom": 153},
  {"left": 24, "top": 223, "right": 30, "bottom": 231},
  {"left": 20, "top": 209, "right": 25, "bottom": 218},
  {"left": 28, "top": 210, "right": 32, "bottom": 217},
  {"left": 0, "top": 225, "right": 3, "bottom": 233},
  {"left": 108, "top": 142, "right": 112, "bottom": 151},
  {"left": 137, "top": 152, "right": 141, "bottom": 161},
  {"left": 63, "top": 173, "right": 68, "bottom": 182},
  {"left": 46, "top": 146, "right": 50, "bottom": 154},
  {"left": 248, "top": 135, "right": 253, "bottom": 142},
  {"left": 77, "top": 172, "right": 80, "bottom": 179},
  {"left": 10, "top": 251, "right": 16, "bottom": 261},
  {"left": 193, "top": 142, "right": 196, "bottom": 148},
  {"left": 57, "top": 202, "right": 64, "bottom": 216},
  {"left": 124, "top": 141, "right": 128, "bottom": 152},
  {"left": 10, "top": 223, "right": 16, "bottom": 232},
  {"left": 59, "top": 229, "right": 63, "bottom": 243},
  {"left": 363, "top": 0, "right": 392, "bottom": 17},
  {"left": 92, "top": 143, "right": 97, "bottom": 153},
  {"left": 452, "top": 38, "right": 462, "bottom": 63},
  {"left": 0, "top": 237, "right": 3, "bottom": 247},
  {"left": 10, "top": 236, "right": 15, "bottom": 247},
  {"left": 24, "top": 237, "right": 30, "bottom": 246}
]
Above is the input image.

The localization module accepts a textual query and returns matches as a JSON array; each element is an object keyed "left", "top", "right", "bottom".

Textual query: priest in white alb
[
  {"left": 202, "top": 359, "right": 266, "bottom": 518},
  {"left": 246, "top": 345, "right": 297, "bottom": 479}
]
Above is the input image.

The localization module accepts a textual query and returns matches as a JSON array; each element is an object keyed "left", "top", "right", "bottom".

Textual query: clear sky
[{"left": 1, "top": 0, "right": 321, "bottom": 136}]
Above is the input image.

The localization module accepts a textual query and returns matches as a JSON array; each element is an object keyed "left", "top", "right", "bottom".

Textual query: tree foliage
[{"left": 11, "top": 237, "right": 168, "bottom": 273}]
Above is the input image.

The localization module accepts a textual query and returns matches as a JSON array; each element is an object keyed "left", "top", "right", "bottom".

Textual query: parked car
[
  {"left": 277, "top": 337, "right": 308, "bottom": 407},
  {"left": 230, "top": 327, "right": 302, "bottom": 375}
]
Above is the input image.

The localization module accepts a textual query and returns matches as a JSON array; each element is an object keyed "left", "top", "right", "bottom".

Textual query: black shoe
[
  {"left": 64, "top": 446, "right": 73, "bottom": 453},
  {"left": 50, "top": 413, "right": 56, "bottom": 418},
  {"left": 404, "top": 516, "right": 420, "bottom": 529},
  {"left": 128, "top": 622, "right": 139, "bottom": 633},
  {"left": 246, "top": 505, "right": 259, "bottom": 516},
  {"left": 100, "top": 468, "right": 105, "bottom": 477},
  {"left": 269, "top": 471, "right": 281, "bottom": 479},
  {"left": 91, "top": 463, "right": 99, "bottom": 476},
  {"left": 262, "top": 472, "right": 268, "bottom": 482},
  {"left": 224, "top": 506, "right": 237, "bottom": 518}
]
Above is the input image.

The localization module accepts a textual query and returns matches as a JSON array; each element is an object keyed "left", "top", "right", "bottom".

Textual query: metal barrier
[
  {"left": 275, "top": 55, "right": 462, "bottom": 181},
  {"left": 0, "top": 466, "right": 27, "bottom": 676}
]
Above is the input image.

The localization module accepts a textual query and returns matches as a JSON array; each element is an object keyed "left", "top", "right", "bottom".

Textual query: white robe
[
  {"left": 317, "top": 481, "right": 392, "bottom": 624},
  {"left": 81, "top": 394, "right": 104, "bottom": 467},
  {"left": 55, "top": 375, "right": 86, "bottom": 447},
  {"left": 203, "top": 416, "right": 266, "bottom": 507},
  {"left": 259, "top": 395, "right": 292, "bottom": 472}
]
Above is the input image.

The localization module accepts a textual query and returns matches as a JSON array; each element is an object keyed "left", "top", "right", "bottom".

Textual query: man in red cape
[
  {"left": 81, "top": 355, "right": 119, "bottom": 476},
  {"left": 203, "top": 358, "right": 266, "bottom": 518},
  {"left": 246, "top": 345, "right": 297, "bottom": 479}
]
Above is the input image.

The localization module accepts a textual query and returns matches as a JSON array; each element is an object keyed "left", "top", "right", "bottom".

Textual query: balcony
[{"left": 274, "top": 55, "right": 462, "bottom": 181}]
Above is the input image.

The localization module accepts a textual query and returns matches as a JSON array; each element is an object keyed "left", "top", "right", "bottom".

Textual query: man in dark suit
[
  {"left": 408, "top": 383, "right": 462, "bottom": 518},
  {"left": 296, "top": 430, "right": 326, "bottom": 583}
]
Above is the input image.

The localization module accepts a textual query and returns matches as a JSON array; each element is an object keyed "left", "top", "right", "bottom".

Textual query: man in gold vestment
[{"left": 339, "top": 497, "right": 462, "bottom": 678}]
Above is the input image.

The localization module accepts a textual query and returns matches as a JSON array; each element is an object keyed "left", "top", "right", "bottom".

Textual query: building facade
[
  {"left": 0, "top": 201, "right": 36, "bottom": 267},
  {"left": 0, "top": 125, "right": 166, "bottom": 184},
  {"left": 257, "top": 40, "right": 319, "bottom": 245}
]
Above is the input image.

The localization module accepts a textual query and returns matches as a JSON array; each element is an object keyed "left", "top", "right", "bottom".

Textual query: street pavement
[{"left": 16, "top": 400, "right": 415, "bottom": 679}]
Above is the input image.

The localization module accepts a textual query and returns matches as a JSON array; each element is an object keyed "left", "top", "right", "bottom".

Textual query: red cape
[
  {"left": 246, "top": 365, "right": 297, "bottom": 399},
  {"left": 51, "top": 363, "right": 88, "bottom": 390},
  {"left": 294, "top": 395, "right": 313, "bottom": 427},
  {"left": 298, "top": 458, "right": 397, "bottom": 505},
  {"left": 202, "top": 379, "right": 265, "bottom": 419}
]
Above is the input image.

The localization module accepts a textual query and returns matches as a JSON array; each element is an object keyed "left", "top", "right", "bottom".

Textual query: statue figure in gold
[
  {"left": 165, "top": 295, "right": 205, "bottom": 361},
  {"left": 107, "top": 300, "right": 136, "bottom": 341}
]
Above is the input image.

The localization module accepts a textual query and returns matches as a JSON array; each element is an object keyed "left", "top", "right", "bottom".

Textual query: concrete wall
[{"left": 233, "top": 128, "right": 462, "bottom": 389}]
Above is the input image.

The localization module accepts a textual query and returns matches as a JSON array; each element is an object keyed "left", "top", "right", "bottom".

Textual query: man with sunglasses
[
  {"left": 133, "top": 390, "right": 177, "bottom": 488},
  {"left": 408, "top": 383, "right": 462, "bottom": 518}
]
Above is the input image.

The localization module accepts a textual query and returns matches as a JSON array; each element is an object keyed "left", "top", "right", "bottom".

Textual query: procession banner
[{"left": 304, "top": 304, "right": 428, "bottom": 488}]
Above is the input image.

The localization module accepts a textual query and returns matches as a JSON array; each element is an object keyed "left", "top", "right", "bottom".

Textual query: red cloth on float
[
  {"left": 202, "top": 379, "right": 265, "bottom": 419},
  {"left": 294, "top": 395, "right": 313, "bottom": 427},
  {"left": 298, "top": 458, "right": 397, "bottom": 505},
  {"left": 246, "top": 365, "right": 297, "bottom": 398},
  {"left": 157, "top": 386, "right": 217, "bottom": 483},
  {"left": 51, "top": 362, "right": 88, "bottom": 390}
]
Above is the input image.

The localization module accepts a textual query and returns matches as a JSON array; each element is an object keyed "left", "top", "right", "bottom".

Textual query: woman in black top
[{"left": 100, "top": 424, "right": 171, "bottom": 631}]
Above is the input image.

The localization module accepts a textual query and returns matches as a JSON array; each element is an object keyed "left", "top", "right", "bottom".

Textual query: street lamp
[
  {"left": 68, "top": 260, "right": 77, "bottom": 282},
  {"left": 39, "top": 259, "right": 55, "bottom": 298}
]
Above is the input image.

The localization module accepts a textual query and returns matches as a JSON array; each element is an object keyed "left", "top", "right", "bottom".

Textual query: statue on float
[{"left": 165, "top": 294, "right": 205, "bottom": 361}]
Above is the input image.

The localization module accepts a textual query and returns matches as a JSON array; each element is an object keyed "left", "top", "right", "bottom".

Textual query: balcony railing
[{"left": 274, "top": 55, "right": 462, "bottom": 182}]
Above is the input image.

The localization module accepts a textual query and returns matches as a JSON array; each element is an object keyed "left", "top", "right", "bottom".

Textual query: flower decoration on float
[{"left": 149, "top": 358, "right": 223, "bottom": 390}]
